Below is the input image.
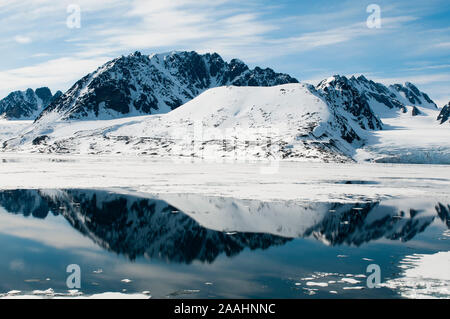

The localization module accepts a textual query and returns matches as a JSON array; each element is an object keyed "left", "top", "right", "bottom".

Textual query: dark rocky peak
[
  {"left": 390, "top": 82, "right": 437, "bottom": 109},
  {"left": 317, "top": 74, "right": 438, "bottom": 127},
  {"left": 35, "top": 87, "right": 53, "bottom": 105},
  {"left": 0, "top": 87, "right": 60, "bottom": 120},
  {"left": 412, "top": 106, "right": 422, "bottom": 116},
  {"left": 316, "top": 75, "right": 383, "bottom": 131},
  {"left": 438, "top": 102, "right": 450, "bottom": 124}
]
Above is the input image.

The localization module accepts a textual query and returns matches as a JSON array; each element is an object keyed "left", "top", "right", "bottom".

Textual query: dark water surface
[{"left": 0, "top": 189, "right": 448, "bottom": 298}]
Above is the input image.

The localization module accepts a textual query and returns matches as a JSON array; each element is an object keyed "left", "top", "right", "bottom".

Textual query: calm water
[{"left": 0, "top": 189, "right": 448, "bottom": 298}]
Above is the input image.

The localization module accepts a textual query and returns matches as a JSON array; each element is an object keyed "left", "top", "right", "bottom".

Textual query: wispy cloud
[
  {"left": 371, "top": 73, "right": 450, "bottom": 86},
  {"left": 434, "top": 42, "right": 450, "bottom": 48},
  {"left": 13, "top": 35, "right": 32, "bottom": 44},
  {"left": 0, "top": 57, "right": 111, "bottom": 97},
  {"left": 0, "top": 0, "right": 448, "bottom": 103}
]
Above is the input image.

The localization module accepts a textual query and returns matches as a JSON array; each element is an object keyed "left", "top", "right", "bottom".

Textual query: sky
[{"left": 0, "top": 0, "right": 449, "bottom": 106}]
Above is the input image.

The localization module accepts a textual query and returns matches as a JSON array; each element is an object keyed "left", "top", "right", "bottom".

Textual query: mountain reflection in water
[{"left": 0, "top": 189, "right": 448, "bottom": 264}]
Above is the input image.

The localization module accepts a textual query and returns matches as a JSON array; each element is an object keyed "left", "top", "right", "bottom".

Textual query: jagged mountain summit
[
  {"left": 316, "top": 75, "right": 437, "bottom": 118},
  {"left": 0, "top": 87, "right": 62, "bottom": 120},
  {"left": 438, "top": 102, "right": 450, "bottom": 124},
  {"left": 37, "top": 51, "right": 298, "bottom": 121}
]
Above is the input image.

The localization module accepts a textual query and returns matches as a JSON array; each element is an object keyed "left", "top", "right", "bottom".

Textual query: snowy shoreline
[{"left": 382, "top": 251, "right": 450, "bottom": 299}]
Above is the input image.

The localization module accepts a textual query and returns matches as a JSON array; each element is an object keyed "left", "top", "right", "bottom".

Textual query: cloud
[
  {"left": 434, "top": 42, "right": 450, "bottom": 48},
  {"left": 30, "top": 53, "right": 51, "bottom": 58},
  {"left": 370, "top": 73, "right": 450, "bottom": 86},
  {"left": 0, "top": 0, "right": 447, "bottom": 104},
  {"left": 14, "top": 35, "right": 32, "bottom": 44},
  {"left": 401, "top": 64, "right": 450, "bottom": 71},
  {"left": 91, "top": 0, "right": 277, "bottom": 59},
  {"left": 0, "top": 208, "right": 101, "bottom": 250},
  {"left": 369, "top": 73, "right": 450, "bottom": 108},
  {"left": 0, "top": 56, "right": 111, "bottom": 98}
]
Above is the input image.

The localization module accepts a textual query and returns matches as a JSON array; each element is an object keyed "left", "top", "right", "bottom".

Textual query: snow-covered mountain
[
  {"left": 37, "top": 51, "right": 298, "bottom": 121},
  {"left": 0, "top": 87, "right": 61, "bottom": 120},
  {"left": 1, "top": 51, "right": 448, "bottom": 163},
  {"left": 0, "top": 189, "right": 447, "bottom": 262},
  {"left": 316, "top": 75, "right": 437, "bottom": 122},
  {"left": 3, "top": 83, "right": 367, "bottom": 161},
  {"left": 438, "top": 102, "right": 450, "bottom": 124},
  {"left": 4, "top": 79, "right": 447, "bottom": 163}
]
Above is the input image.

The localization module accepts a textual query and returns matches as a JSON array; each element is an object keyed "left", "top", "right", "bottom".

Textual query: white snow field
[
  {"left": 382, "top": 252, "right": 450, "bottom": 299},
  {"left": 0, "top": 119, "right": 32, "bottom": 144},
  {"left": 356, "top": 104, "right": 450, "bottom": 164},
  {"left": 0, "top": 153, "right": 449, "bottom": 204}
]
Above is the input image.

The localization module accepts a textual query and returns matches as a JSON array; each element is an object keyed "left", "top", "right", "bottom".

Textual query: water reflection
[{"left": 0, "top": 189, "right": 448, "bottom": 264}]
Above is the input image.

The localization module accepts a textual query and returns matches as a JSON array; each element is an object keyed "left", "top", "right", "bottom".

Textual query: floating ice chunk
[
  {"left": 80, "top": 292, "right": 150, "bottom": 299},
  {"left": 306, "top": 282, "right": 328, "bottom": 287},
  {"left": 67, "top": 290, "right": 83, "bottom": 296},
  {"left": 225, "top": 231, "right": 237, "bottom": 235},
  {"left": 33, "top": 288, "right": 54, "bottom": 296},
  {"left": 301, "top": 277, "right": 315, "bottom": 281},
  {"left": 302, "top": 288, "right": 318, "bottom": 295},
  {"left": 341, "top": 278, "right": 361, "bottom": 284}
]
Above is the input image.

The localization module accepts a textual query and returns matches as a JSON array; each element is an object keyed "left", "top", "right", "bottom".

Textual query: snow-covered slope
[
  {"left": 37, "top": 51, "right": 298, "bottom": 121},
  {"left": 356, "top": 103, "right": 450, "bottom": 164},
  {"left": 0, "top": 119, "right": 32, "bottom": 144},
  {"left": 0, "top": 87, "right": 61, "bottom": 120}
]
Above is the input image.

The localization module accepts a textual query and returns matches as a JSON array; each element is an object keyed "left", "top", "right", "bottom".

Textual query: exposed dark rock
[
  {"left": 412, "top": 106, "right": 421, "bottom": 116},
  {"left": 32, "top": 135, "right": 49, "bottom": 145},
  {"left": 437, "top": 102, "right": 450, "bottom": 124}
]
